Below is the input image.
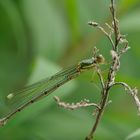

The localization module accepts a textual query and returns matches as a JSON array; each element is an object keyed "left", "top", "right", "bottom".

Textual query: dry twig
[
  {"left": 85, "top": 0, "right": 140, "bottom": 139},
  {"left": 54, "top": 96, "right": 100, "bottom": 110}
]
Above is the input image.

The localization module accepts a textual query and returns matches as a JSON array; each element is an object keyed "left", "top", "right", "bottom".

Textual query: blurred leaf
[
  {"left": 21, "top": 0, "right": 68, "bottom": 61},
  {"left": 64, "top": 0, "right": 80, "bottom": 42},
  {"left": 125, "top": 129, "right": 140, "bottom": 140},
  {"left": 0, "top": 0, "right": 28, "bottom": 52},
  {"left": 0, "top": 0, "right": 32, "bottom": 115},
  {"left": 120, "top": 9, "right": 140, "bottom": 32},
  {"left": 120, "top": 0, "right": 140, "bottom": 11}
]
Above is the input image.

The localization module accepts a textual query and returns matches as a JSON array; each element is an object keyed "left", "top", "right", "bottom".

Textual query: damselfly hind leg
[{"left": 90, "top": 64, "right": 109, "bottom": 92}]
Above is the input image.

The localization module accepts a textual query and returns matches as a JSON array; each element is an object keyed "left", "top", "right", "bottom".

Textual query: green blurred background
[{"left": 0, "top": 0, "right": 140, "bottom": 139}]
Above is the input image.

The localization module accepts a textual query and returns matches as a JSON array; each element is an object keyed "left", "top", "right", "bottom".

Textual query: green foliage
[
  {"left": 125, "top": 129, "right": 140, "bottom": 140},
  {"left": 0, "top": 0, "right": 140, "bottom": 139}
]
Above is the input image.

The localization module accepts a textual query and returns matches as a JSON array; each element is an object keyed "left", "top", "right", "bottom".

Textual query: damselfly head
[{"left": 95, "top": 54, "right": 105, "bottom": 64}]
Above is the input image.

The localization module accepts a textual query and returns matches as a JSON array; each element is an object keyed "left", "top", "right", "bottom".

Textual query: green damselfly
[{"left": 0, "top": 55, "right": 104, "bottom": 126}]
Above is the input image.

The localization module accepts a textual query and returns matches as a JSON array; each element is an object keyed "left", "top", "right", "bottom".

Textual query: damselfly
[{"left": 0, "top": 55, "right": 104, "bottom": 126}]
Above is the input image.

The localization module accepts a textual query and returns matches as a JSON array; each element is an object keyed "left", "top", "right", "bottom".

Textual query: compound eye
[{"left": 96, "top": 55, "right": 105, "bottom": 64}]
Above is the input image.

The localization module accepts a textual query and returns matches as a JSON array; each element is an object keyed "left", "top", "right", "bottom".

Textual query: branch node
[
  {"left": 111, "top": 82, "right": 140, "bottom": 115},
  {"left": 0, "top": 118, "right": 7, "bottom": 127}
]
